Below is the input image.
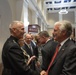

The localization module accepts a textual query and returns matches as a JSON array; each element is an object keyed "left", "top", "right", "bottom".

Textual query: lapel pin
[{"left": 62, "top": 49, "right": 64, "bottom": 51}]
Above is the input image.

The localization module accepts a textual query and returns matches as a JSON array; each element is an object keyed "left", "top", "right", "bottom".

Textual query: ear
[
  {"left": 12, "top": 28, "right": 16, "bottom": 33},
  {"left": 62, "top": 30, "right": 66, "bottom": 36}
]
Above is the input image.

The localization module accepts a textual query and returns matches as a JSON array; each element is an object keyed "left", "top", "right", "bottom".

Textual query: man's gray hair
[
  {"left": 9, "top": 21, "right": 23, "bottom": 29},
  {"left": 55, "top": 20, "right": 72, "bottom": 37}
]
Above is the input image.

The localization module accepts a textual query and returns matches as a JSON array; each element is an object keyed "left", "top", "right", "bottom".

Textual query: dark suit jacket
[
  {"left": 22, "top": 42, "right": 38, "bottom": 70},
  {"left": 2, "top": 36, "right": 39, "bottom": 75},
  {"left": 41, "top": 39, "right": 58, "bottom": 71},
  {"left": 48, "top": 39, "right": 76, "bottom": 75},
  {"left": 30, "top": 41, "right": 39, "bottom": 59}
]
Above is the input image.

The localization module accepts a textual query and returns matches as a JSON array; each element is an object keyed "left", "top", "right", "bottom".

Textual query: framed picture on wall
[{"left": 28, "top": 24, "right": 40, "bottom": 33}]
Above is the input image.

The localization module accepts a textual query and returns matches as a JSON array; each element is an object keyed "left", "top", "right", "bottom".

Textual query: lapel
[{"left": 52, "top": 39, "right": 71, "bottom": 66}]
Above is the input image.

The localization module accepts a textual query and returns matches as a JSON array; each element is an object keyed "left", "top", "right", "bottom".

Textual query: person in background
[
  {"left": 34, "top": 34, "right": 43, "bottom": 69},
  {"left": 30, "top": 34, "right": 39, "bottom": 60},
  {"left": 38, "top": 31, "right": 58, "bottom": 72},
  {"left": 30, "top": 34, "right": 41, "bottom": 70},
  {"left": 34, "top": 34, "right": 42, "bottom": 47},
  {"left": 22, "top": 33, "right": 39, "bottom": 71},
  {"left": 2, "top": 21, "right": 39, "bottom": 75},
  {"left": 41, "top": 20, "right": 76, "bottom": 75},
  {"left": 30, "top": 34, "right": 37, "bottom": 47},
  {"left": 18, "top": 38, "right": 24, "bottom": 47}
]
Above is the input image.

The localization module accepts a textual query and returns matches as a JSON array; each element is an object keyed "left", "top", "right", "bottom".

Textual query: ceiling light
[{"left": 59, "top": 9, "right": 68, "bottom": 14}]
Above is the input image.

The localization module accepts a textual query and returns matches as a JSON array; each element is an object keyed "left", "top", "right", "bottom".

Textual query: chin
[{"left": 54, "top": 38, "right": 57, "bottom": 41}]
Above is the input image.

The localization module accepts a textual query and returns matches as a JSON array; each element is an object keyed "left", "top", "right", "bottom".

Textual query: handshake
[{"left": 27, "top": 56, "right": 47, "bottom": 75}]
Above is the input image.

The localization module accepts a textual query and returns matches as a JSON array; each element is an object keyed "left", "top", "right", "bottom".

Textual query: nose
[{"left": 24, "top": 30, "right": 26, "bottom": 33}]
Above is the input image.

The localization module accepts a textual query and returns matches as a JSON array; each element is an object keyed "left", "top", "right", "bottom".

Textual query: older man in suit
[
  {"left": 2, "top": 21, "right": 39, "bottom": 75},
  {"left": 41, "top": 20, "right": 76, "bottom": 75},
  {"left": 22, "top": 33, "right": 39, "bottom": 70}
]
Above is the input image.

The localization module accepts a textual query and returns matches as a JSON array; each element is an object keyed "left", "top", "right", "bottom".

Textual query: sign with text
[{"left": 28, "top": 24, "right": 40, "bottom": 33}]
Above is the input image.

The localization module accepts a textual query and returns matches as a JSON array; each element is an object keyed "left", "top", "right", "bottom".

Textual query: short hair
[
  {"left": 38, "top": 31, "right": 50, "bottom": 37},
  {"left": 23, "top": 33, "right": 31, "bottom": 39},
  {"left": 54, "top": 20, "right": 72, "bottom": 37},
  {"left": 9, "top": 21, "right": 23, "bottom": 33},
  {"left": 9, "top": 21, "right": 23, "bottom": 29}
]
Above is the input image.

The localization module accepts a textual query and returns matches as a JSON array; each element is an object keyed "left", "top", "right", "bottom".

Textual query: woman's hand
[{"left": 27, "top": 55, "right": 36, "bottom": 65}]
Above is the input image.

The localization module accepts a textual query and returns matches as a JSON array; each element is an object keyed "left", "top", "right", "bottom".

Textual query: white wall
[{"left": 0, "top": 0, "right": 12, "bottom": 62}]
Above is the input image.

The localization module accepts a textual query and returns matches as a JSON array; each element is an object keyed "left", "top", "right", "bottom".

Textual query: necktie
[
  {"left": 28, "top": 44, "right": 33, "bottom": 54},
  {"left": 46, "top": 44, "right": 61, "bottom": 75}
]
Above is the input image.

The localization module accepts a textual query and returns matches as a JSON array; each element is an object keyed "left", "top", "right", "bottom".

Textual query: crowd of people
[{"left": 1, "top": 20, "right": 76, "bottom": 75}]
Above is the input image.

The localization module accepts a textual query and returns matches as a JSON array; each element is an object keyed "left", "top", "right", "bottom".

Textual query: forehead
[
  {"left": 17, "top": 23, "right": 24, "bottom": 28},
  {"left": 11, "top": 22, "right": 24, "bottom": 28},
  {"left": 54, "top": 23, "right": 61, "bottom": 30},
  {"left": 26, "top": 34, "right": 32, "bottom": 38},
  {"left": 38, "top": 36, "right": 44, "bottom": 40}
]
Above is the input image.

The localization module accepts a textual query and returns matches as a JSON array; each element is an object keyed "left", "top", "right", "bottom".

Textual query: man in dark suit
[
  {"left": 38, "top": 31, "right": 58, "bottom": 71},
  {"left": 41, "top": 40, "right": 58, "bottom": 71},
  {"left": 30, "top": 34, "right": 39, "bottom": 60},
  {"left": 41, "top": 20, "right": 76, "bottom": 75},
  {"left": 2, "top": 21, "right": 39, "bottom": 75},
  {"left": 22, "top": 33, "right": 39, "bottom": 70}
]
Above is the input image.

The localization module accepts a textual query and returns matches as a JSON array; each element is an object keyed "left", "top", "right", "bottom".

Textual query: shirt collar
[
  {"left": 60, "top": 37, "right": 69, "bottom": 46},
  {"left": 46, "top": 38, "right": 50, "bottom": 43}
]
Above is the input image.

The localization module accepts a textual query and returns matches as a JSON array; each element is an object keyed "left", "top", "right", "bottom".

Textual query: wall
[{"left": 0, "top": 0, "right": 12, "bottom": 63}]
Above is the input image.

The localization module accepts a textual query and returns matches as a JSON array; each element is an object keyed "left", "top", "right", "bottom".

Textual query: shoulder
[{"left": 4, "top": 37, "right": 20, "bottom": 50}]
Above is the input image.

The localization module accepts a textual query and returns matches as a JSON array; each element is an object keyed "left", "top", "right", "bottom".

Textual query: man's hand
[
  {"left": 40, "top": 70, "right": 46, "bottom": 75},
  {"left": 35, "top": 61, "right": 41, "bottom": 68}
]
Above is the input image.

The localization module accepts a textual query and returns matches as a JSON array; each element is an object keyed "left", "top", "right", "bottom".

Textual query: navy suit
[
  {"left": 48, "top": 39, "right": 76, "bottom": 75},
  {"left": 41, "top": 39, "right": 58, "bottom": 71},
  {"left": 30, "top": 41, "right": 39, "bottom": 60}
]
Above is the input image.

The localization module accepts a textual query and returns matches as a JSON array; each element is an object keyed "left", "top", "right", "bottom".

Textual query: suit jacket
[
  {"left": 48, "top": 39, "right": 76, "bottom": 75},
  {"left": 41, "top": 39, "right": 58, "bottom": 71},
  {"left": 22, "top": 42, "right": 38, "bottom": 70},
  {"left": 30, "top": 41, "right": 39, "bottom": 59},
  {"left": 2, "top": 36, "right": 39, "bottom": 75}
]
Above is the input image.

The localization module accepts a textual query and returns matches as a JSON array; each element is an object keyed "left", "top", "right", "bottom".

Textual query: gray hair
[
  {"left": 54, "top": 20, "right": 72, "bottom": 37},
  {"left": 9, "top": 21, "right": 23, "bottom": 29},
  {"left": 9, "top": 21, "right": 23, "bottom": 33}
]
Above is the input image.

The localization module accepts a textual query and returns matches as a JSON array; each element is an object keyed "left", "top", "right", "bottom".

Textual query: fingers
[
  {"left": 30, "top": 55, "right": 36, "bottom": 60},
  {"left": 40, "top": 70, "right": 46, "bottom": 75},
  {"left": 27, "top": 56, "right": 36, "bottom": 65}
]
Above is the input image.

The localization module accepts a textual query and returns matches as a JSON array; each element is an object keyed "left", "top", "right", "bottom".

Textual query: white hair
[
  {"left": 54, "top": 20, "right": 72, "bottom": 37},
  {"left": 9, "top": 21, "right": 23, "bottom": 29}
]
